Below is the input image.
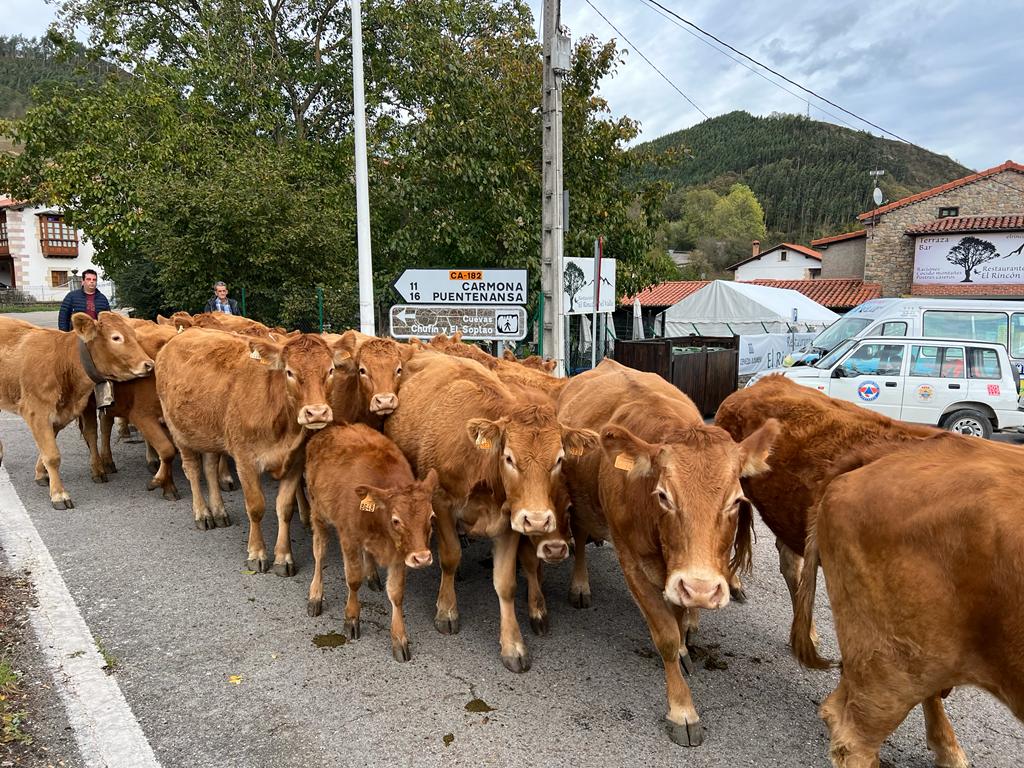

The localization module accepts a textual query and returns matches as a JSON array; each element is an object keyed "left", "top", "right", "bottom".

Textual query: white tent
[{"left": 659, "top": 280, "right": 838, "bottom": 337}]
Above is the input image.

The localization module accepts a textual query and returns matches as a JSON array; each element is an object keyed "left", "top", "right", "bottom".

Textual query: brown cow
[
  {"left": 305, "top": 423, "right": 437, "bottom": 661},
  {"left": 328, "top": 331, "right": 415, "bottom": 426},
  {"left": 96, "top": 320, "right": 181, "bottom": 499},
  {"left": 156, "top": 331, "right": 341, "bottom": 572},
  {"left": 715, "top": 375, "right": 941, "bottom": 631},
  {"left": 558, "top": 359, "right": 778, "bottom": 746},
  {"left": 502, "top": 349, "right": 557, "bottom": 373},
  {"left": 385, "top": 352, "right": 598, "bottom": 672},
  {"left": 791, "top": 434, "right": 1023, "bottom": 768},
  {"left": 0, "top": 312, "right": 154, "bottom": 508}
]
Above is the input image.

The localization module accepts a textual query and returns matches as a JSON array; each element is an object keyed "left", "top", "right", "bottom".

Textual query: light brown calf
[
  {"left": 0, "top": 313, "right": 154, "bottom": 508},
  {"left": 328, "top": 331, "right": 414, "bottom": 426},
  {"left": 558, "top": 359, "right": 778, "bottom": 746},
  {"left": 385, "top": 352, "right": 598, "bottom": 672},
  {"left": 792, "top": 434, "right": 1024, "bottom": 768},
  {"left": 157, "top": 332, "right": 341, "bottom": 572},
  {"left": 305, "top": 423, "right": 437, "bottom": 661}
]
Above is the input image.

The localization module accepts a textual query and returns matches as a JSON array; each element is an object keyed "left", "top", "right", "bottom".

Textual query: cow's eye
[
  {"left": 111, "top": 335, "right": 123, "bottom": 343},
  {"left": 359, "top": 366, "right": 368, "bottom": 376},
  {"left": 285, "top": 369, "right": 295, "bottom": 379},
  {"left": 395, "top": 366, "right": 402, "bottom": 376},
  {"left": 504, "top": 455, "right": 516, "bottom": 469},
  {"left": 391, "top": 516, "right": 402, "bottom": 529}
]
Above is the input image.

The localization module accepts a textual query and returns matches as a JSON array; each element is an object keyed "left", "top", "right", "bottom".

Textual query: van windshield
[
  {"left": 810, "top": 317, "right": 873, "bottom": 354},
  {"left": 814, "top": 339, "right": 858, "bottom": 370}
]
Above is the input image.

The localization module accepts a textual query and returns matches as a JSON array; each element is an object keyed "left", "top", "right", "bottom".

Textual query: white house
[
  {"left": 0, "top": 196, "right": 107, "bottom": 300},
  {"left": 728, "top": 240, "right": 822, "bottom": 281}
]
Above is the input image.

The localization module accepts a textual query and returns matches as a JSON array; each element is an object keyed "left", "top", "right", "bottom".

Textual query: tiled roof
[
  {"left": 623, "top": 278, "right": 882, "bottom": 311},
  {"left": 810, "top": 230, "right": 866, "bottom": 246},
  {"left": 858, "top": 160, "right": 1024, "bottom": 221},
  {"left": 727, "top": 242, "right": 822, "bottom": 271},
  {"left": 905, "top": 214, "right": 1024, "bottom": 235}
]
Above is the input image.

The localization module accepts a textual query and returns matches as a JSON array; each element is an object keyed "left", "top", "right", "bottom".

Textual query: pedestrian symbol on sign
[{"left": 496, "top": 313, "right": 519, "bottom": 335}]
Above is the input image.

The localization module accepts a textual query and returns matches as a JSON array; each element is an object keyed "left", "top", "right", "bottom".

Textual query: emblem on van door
[
  {"left": 988, "top": 384, "right": 1001, "bottom": 396},
  {"left": 857, "top": 381, "right": 880, "bottom": 401},
  {"left": 916, "top": 384, "right": 934, "bottom": 402}
]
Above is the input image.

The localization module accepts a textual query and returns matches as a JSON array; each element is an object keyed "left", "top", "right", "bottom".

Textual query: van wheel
[{"left": 942, "top": 409, "right": 992, "bottom": 439}]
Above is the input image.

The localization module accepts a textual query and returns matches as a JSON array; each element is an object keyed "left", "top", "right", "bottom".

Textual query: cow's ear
[
  {"left": 502, "top": 349, "right": 516, "bottom": 362},
  {"left": 71, "top": 313, "right": 98, "bottom": 342},
  {"left": 543, "top": 359, "right": 557, "bottom": 373},
  {"left": 248, "top": 338, "right": 284, "bottom": 369},
  {"left": 466, "top": 417, "right": 506, "bottom": 452},
  {"left": 561, "top": 425, "right": 600, "bottom": 458},
  {"left": 421, "top": 468, "right": 439, "bottom": 495},
  {"left": 739, "top": 417, "right": 780, "bottom": 477},
  {"left": 353, "top": 485, "right": 387, "bottom": 514},
  {"left": 601, "top": 424, "right": 656, "bottom": 478},
  {"left": 156, "top": 314, "right": 172, "bottom": 326},
  {"left": 331, "top": 330, "right": 359, "bottom": 366},
  {"left": 398, "top": 341, "right": 417, "bottom": 362},
  {"left": 451, "top": 331, "right": 463, "bottom": 343}
]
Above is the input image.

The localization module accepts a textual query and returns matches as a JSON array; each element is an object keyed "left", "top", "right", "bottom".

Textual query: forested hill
[
  {"left": 0, "top": 36, "right": 115, "bottom": 121},
  {"left": 637, "top": 111, "right": 972, "bottom": 242}
]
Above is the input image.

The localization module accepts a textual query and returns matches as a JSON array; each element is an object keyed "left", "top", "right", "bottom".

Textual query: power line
[
  {"left": 641, "top": 0, "right": 916, "bottom": 145},
  {"left": 584, "top": 0, "right": 709, "bottom": 120}
]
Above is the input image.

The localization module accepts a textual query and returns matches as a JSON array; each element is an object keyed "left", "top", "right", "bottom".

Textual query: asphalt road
[{"left": 0, "top": 413, "right": 1022, "bottom": 768}]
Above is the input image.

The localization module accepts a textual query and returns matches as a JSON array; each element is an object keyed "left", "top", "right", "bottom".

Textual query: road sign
[
  {"left": 389, "top": 305, "right": 527, "bottom": 341},
  {"left": 393, "top": 269, "right": 528, "bottom": 305},
  {"left": 563, "top": 257, "right": 616, "bottom": 315}
]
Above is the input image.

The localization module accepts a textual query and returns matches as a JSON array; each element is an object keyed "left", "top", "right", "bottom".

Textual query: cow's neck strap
[{"left": 78, "top": 338, "right": 107, "bottom": 385}]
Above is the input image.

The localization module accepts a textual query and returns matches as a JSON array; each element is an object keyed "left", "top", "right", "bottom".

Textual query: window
[
  {"left": 910, "top": 345, "right": 966, "bottom": 378},
  {"left": 779, "top": 252, "right": 787, "bottom": 261},
  {"left": 0, "top": 210, "right": 8, "bottom": 256},
  {"left": 841, "top": 343, "right": 905, "bottom": 377},
  {"left": 38, "top": 214, "right": 79, "bottom": 257},
  {"left": 922, "top": 310, "right": 1007, "bottom": 345},
  {"left": 1010, "top": 313, "right": 1024, "bottom": 358},
  {"left": 968, "top": 348, "right": 1001, "bottom": 379},
  {"left": 50, "top": 270, "right": 69, "bottom": 287},
  {"left": 938, "top": 206, "right": 959, "bottom": 218},
  {"left": 880, "top": 321, "right": 908, "bottom": 337}
]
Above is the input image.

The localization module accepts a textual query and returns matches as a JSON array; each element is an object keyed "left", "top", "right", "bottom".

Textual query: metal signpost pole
[
  {"left": 591, "top": 237, "right": 601, "bottom": 370},
  {"left": 352, "top": 0, "right": 375, "bottom": 335},
  {"left": 541, "top": 0, "right": 568, "bottom": 376}
]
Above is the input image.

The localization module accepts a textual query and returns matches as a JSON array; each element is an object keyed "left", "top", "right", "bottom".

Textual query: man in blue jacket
[
  {"left": 58, "top": 269, "right": 110, "bottom": 331},
  {"left": 204, "top": 281, "right": 242, "bottom": 315},
  {"left": 58, "top": 269, "right": 114, "bottom": 407}
]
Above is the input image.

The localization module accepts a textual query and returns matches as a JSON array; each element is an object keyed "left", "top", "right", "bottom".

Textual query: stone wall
[
  {"left": 819, "top": 237, "right": 866, "bottom": 278},
  {"left": 863, "top": 170, "right": 1024, "bottom": 296}
]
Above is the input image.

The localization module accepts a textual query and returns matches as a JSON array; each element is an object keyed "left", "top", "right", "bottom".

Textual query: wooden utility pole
[{"left": 541, "top": 0, "right": 570, "bottom": 376}]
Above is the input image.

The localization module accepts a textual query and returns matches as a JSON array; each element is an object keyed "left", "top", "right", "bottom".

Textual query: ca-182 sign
[
  {"left": 393, "top": 269, "right": 527, "bottom": 305},
  {"left": 389, "top": 305, "right": 527, "bottom": 341}
]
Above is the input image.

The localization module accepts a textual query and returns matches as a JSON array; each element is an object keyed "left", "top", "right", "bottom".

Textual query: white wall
[
  {"left": 734, "top": 249, "right": 820, "bottom": 281},
  {"left": 5, "top": 204, "right": 103, "bottom": 298}
]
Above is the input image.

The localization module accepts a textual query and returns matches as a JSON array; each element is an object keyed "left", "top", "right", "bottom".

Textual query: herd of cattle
[{"left": 0, "top": 308, "right": 1020, "bottom": 768}]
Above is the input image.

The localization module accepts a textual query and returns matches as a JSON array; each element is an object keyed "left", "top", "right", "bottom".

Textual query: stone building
[
  {"left": 858, "top": 160, "right": 1024, "bottom": 297},
  {"left": 811, "top": 230, "right": 866, "bottom": 279}
]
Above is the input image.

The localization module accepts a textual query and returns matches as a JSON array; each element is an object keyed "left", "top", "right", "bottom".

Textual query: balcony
[
  {"left": 40, "top": 238, "right": 79, "bottom": 258},
  {"left": 37, "top": 213, "right": 79, "bottom": 258}
]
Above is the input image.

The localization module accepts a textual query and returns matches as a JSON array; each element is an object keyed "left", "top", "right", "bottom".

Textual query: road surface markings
[{"left": 0, "top": 466, "right": 160, "bottom": 768}]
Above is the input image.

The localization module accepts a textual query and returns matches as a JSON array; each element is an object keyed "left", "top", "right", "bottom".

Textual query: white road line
[{"left": 0, "top": 466, "right": 160, "bottom": 768}]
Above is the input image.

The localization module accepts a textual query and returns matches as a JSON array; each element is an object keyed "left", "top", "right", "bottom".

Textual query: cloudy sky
[{"left": 5, "top": 0, "right": 1022, "bottom": 171}]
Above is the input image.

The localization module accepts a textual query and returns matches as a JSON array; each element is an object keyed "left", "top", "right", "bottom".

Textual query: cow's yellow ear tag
[
  {"left": 475, "top": 434, "right": 492, "bottom": 450},
  {"left": 359, "top": 495, "right": 376, "bottom": 512},
  {"left": 249, "top": 349, "right": 262, "bottom": 360},
  {"left": 569, "top": 445, "right": 584, "bottom": 457},
  {"left": 176, "top": 325, "right": 184, "bottom": 334},
  {"left": 614, "top": 453, "right": 635, "bottom": 472}
]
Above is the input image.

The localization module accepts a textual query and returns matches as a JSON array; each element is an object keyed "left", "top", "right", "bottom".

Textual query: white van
[
  {"left": 784, "top": 298, "right": 1024, "bottom": 375},
  {"left": 752, "top": 336, "right": 1024, "bottom": 438}
]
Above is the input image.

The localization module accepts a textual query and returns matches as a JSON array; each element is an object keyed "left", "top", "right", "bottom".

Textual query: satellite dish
[{"left": 872, "top": 187, "right": 884, "bottom": 206}]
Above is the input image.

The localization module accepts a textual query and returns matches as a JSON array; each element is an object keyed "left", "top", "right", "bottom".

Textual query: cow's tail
[{"left": 790, "top": 509, "right": 836, "bottom": 670}]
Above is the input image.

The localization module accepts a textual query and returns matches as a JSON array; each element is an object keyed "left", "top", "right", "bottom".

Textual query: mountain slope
[{"left": 637, "top": 111, "right": 972, "bottom": 242}]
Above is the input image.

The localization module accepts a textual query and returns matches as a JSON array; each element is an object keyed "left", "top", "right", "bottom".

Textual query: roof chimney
[{"left": 751, "top": 240, "right": 761, "bottom": 257}]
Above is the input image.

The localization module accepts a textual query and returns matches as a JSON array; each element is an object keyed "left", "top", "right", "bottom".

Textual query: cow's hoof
[
  {"left": 162, "top": 487, "right": 181, "bottom": 502},
  {"left": 196, "top": 516, "right": 214, "bottom": 531},
  {"left": 344, "top": 618, "right": 360, "bottom": 640},
  {"left": 213, "top": 513, "right": 231, "bottom": 528},
  {"left": 364, "top": 570, "right": 383, "bottom": 592},
  {"left": 91, "top": 473, "right": 108, "bottom": 484},
  {"left": 730, "top": 585, "right": 747, "bottom": 604},
  {"left": 685, "top": 627, "right": 698, "bottom": 647},
  {"left": 667, "top": 719, "right": 703, "bottom": 747},
  {"left": 219, "top": 478, "right": 236, "bottom": 492},
  {"left": 247, "top": 557, "right": 270, "bottom": 574},
  {"left": 307, "top": 599, "right": 322, "bottom": 617},
  {"left": 680, "top": 651, "right": 695, "bottom": 677},
  {"left": 392, "top": 641, "right": 411, "bottom": 663},
  {"left": 529, "top": 614, "right": 550, "bottom": 636},
  {"left": 103, "top": 463, "right": 117, "bottom": 474},
  {"left": 569, "top": 588, "right": 591, "bottom": 609},
  {"left": 147, "top": 460, "right": 160, "bottom": 474},
  {"left": 35, "top": 477, "right": 48, "bottom": 487},
  {"left": 434, "top": 616, "right": 460, "bottom": 635},
  {"left": 501, "top": 651, "right": 531, "bottom": 673},
  {"left": 272, "top": 561, "right": 295, "bottom": 578},
  {"left": 147, "top": 478, "right": 160, "bottom": 491},
  {"left": 52, "top": 499, "right": 72, "bottom": 510}
]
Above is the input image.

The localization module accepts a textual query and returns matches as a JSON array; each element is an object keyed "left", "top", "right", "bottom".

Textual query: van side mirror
[{"left": 831, "top": 367, "right": 846, "bottom": 379}]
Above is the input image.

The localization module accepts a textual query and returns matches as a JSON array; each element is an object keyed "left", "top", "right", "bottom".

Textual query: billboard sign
[{"left": 914, "top": 232, "right": 1024, "bottom": 284}]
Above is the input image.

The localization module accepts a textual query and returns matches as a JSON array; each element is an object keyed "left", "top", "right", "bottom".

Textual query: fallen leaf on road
[{"left": 228, "top": 675, "right": 242, "bottom": 685}]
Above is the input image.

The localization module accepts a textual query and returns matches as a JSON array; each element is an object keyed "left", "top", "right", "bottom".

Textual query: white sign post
[
  {"left": 389, "top": 305, "right": 527, "bottom": 341},
  {"left": 563, "top": 256, "right": 616, "bottom": 315},
  {"left": 394, "top": 269, "right": 528, "bottom": 304}
]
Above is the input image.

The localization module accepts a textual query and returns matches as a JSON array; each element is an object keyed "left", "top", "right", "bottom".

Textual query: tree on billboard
[
  {"left": 946, "top": 236, "right": 1001, "bottom": 282},
  {"left": 563, "top": 261, "right": 585, "bottom": 312}
]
